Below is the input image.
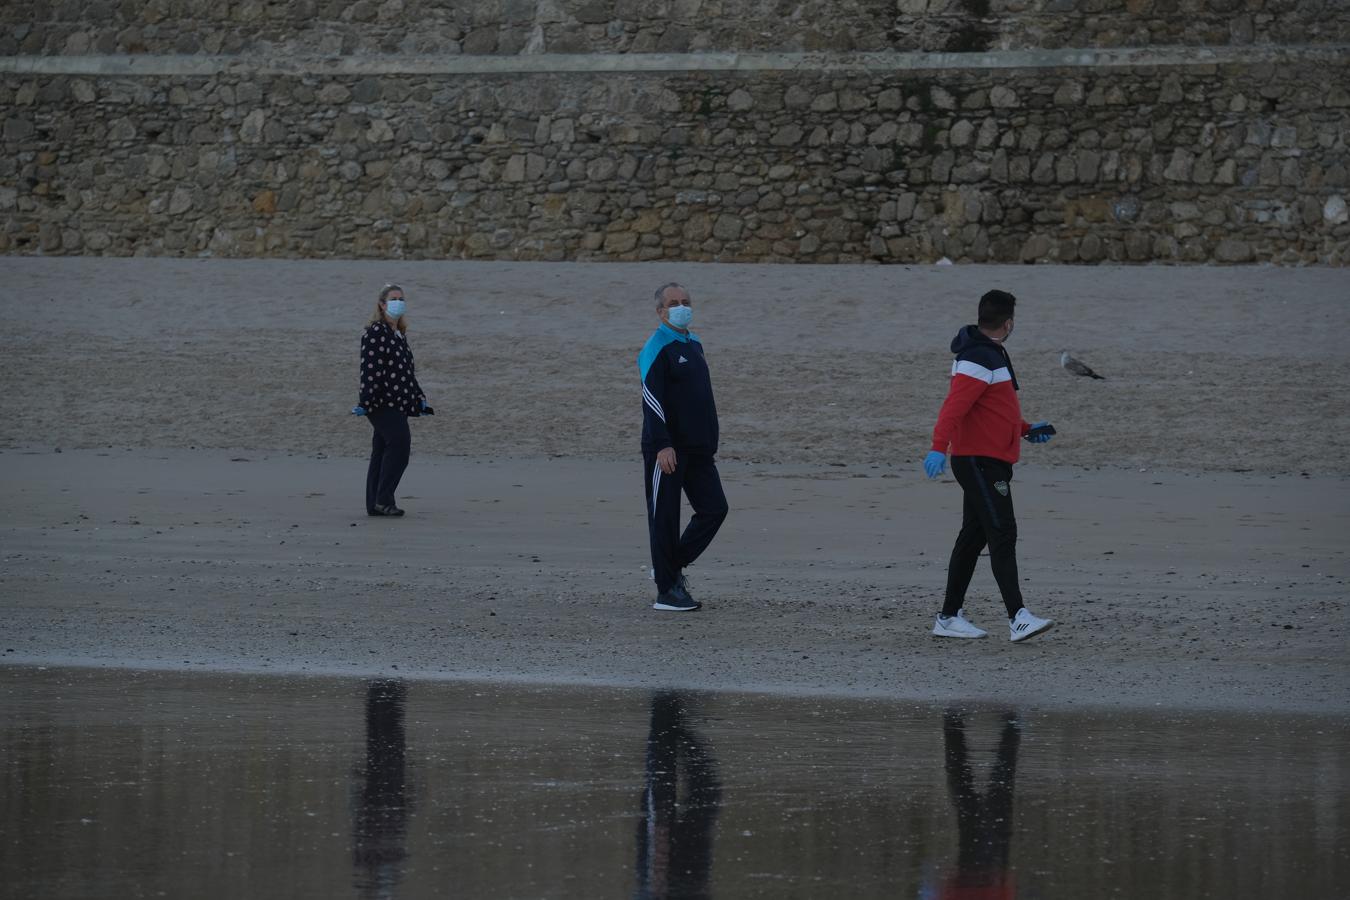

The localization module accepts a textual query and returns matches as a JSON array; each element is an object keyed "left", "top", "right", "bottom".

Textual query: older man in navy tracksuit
[{"left": 638, "top": 282, "right": 728, "bottom": 612}]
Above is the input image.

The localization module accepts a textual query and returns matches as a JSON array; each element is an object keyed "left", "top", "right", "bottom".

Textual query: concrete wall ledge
[{"left": 2, "top": 45, "right": 1347, "bottom": 77}]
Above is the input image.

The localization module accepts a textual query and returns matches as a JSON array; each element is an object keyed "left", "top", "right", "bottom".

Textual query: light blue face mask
[
  {"left": 385, "top": 299, "right": 406, "bottom": 319},
  {"left": 667, "top": 305, "right": 692, "bottom": 328}
]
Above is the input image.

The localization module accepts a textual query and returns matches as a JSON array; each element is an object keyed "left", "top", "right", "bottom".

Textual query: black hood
[
  {"left": 950, "top": 324, "right": 1018, "bottom": 390},
  {"left": 950, "top": 324, "right": 988, "bottom": 355}
]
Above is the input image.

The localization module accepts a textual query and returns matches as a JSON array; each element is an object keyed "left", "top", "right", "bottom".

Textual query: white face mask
[
  {"left": 667, "top": 305, "right": 692, "bottom": 328},
  {"left": 385, "top": 299, "right": 406, "bottom": 319}
]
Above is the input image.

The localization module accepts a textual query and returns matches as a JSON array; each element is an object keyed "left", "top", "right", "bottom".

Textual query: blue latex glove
[
  {"left": 1025, "top": 420, "right": 1054, "bottom": 443},
  {"left": 420, "top": 399, "right": 435, "bottom": 415},
  {"left": 351, "top": 405, "right": 367, "bottom": 416},
  {"left": 923, "top": 450, "right": 946, "bottom": 479}
]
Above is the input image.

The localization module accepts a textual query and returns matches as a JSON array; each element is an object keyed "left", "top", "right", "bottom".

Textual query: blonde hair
[{"left": 368, "top": 283, "right": 408, "bottom": 334}]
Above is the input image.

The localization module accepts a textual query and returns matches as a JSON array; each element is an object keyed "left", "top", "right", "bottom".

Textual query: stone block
[
  {"left": 1079, "top": 233, "right": 1103, "bottom": 261},
  {"left": 1032, "top": 154, "right": 1055, "bottom": 185},
  {"left": 503, "top": 154, "right": 527, "bottom": 182},
  {"left": 604, "top": 230, "right": 640, "bottom": 254},
  {"left": 683, "top": 214, "right": 713, "bottom": 241},
  {"left": 318, "top": 84, "right": 351, "bottom": 105},
  {"left": 168, "top": 187, "right": 193, "bottom": 216},
  {"left": 896, "top": 122, "right": 925, "bottom": 147},
  {"left": 784, "top": 86, "right": 812, "bottom": 109},
  {"left": 1054, "top": 80, "right": 1084, "bottom": 107},
  {"left": 895, "top": 192, "right": 918, "bottom": 221},
  {"left": 587, "top": 158, "right": 618, "bottom": 181},
  {"left": 951, "top": 161, "right": 989, "bottom": 183},
  {"left": 713, "top": 214, "right": 744, "bottom": 240},
  {"left": 1020, "top": 234, "right": 1051, "bottom": 262},
  {"left": 632, "top": 209, "right": 663, "bottom": 233},
  {"left": 839, "top": 91, "right": 869, "bottom": 112},
  {"left": 463, "top": 27, "right": 498, "bottom": 54},
  {"left": 550, "top": 119, "right": 575, "bottom": 143},
  {"left": 1159, "top": 75, "right": 1184, "bottom": 104},
  {"left": 1325, "top": 195, "right": 1348, "bottom": 225},
  {"left": 1163, "top": 149, "right": 1194, "bottom": 181},
  {"left": 941, "top": 190, "right": 965, "bottom": 226},
  {"left": 931, "top": 151, "right": 955, "bottom": 183},
  {"left": 1214, "top": 239, "right": 1252, "bottom": 262},
  {"left": 869, "top": 122, "right": 899, "bottom": 145},
  {"left": 252, "top": 190, "right": 277, "bottom": 214}
]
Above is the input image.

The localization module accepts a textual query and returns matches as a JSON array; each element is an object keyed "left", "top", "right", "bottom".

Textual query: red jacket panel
[{"left": 931, "top": 326, "right": 1030, "bottom": 464}]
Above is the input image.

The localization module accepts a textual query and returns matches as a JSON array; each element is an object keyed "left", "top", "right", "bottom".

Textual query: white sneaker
[
  {"left": 1009, "top": 607, "right": 1054, "bottom": 642},
  {"left": 933, "top": 609, "right": 987, "bottom": 639}
]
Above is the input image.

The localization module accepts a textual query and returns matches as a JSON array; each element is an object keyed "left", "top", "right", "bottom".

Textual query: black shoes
[
  {"left": 369, "top": 504, "right": 405, "bottom": 517},
  {"left": 653, "top": 579, "right": 701, "bottom": 612}
]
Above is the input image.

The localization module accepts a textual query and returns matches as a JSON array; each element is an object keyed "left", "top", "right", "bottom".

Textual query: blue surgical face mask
[
  {"left": 385, "top": 299, "right": 406, "bottom": 319},
  {"left": 667, "top": 305, "right": 692, "bottom": 328}
]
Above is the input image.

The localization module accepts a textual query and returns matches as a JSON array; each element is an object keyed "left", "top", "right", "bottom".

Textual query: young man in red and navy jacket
[
  {"left": 923, "top": 290, "right": 1056, "bottom": 643},
  {"left": 638, "top": 282, "right": 728, "bottom": 612}
]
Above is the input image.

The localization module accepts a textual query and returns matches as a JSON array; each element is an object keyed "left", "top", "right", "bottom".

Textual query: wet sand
[
  {"left": 4, "top": 666, "right": 1347, "bottom": 900},
  {"left": 1, "top": 258, "right": 1348, "bottom": 713}
]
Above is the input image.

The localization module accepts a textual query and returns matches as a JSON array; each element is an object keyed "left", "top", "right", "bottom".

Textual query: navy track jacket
[{"left": 638, "top": 323, "right": 719, "bottom": 454}]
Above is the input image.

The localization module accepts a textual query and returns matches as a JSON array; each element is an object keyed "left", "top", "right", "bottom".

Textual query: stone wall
[
  {"left": 2, "top": 1, "right": 1348, "bottom": 264},
  {"left": 4, "top": 0, "right": 1348, "bottom": 57}
]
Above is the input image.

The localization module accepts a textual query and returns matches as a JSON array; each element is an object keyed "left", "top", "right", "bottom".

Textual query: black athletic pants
[
  {"left": 943, "top": 455, "right": 1024, "bottom": 618},
  {"left": 366, "top": 408, "right": 411, "bottom": 513},
  {"left": 643, "top": 450, "right": 728, "bottom": 595}
]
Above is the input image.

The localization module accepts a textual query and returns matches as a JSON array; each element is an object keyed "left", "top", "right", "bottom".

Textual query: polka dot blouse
[{"left": 358, "top": 321, "right": 426, "bottom": 415}]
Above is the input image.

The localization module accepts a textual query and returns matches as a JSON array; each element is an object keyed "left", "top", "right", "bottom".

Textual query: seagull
[{"left": 1060, "top": 350, "right": 1105, "bottom": 379}]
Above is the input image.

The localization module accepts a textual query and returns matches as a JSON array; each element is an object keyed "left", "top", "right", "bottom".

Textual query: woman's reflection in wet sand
[
  {"left": 932, "top": 708, "right": 1020, "bottom": 900},
  {"left": 351, "top": 679, "right": 411, "bottom": 900},
  {"left": 634, "top": 691, "right": 722, "bottom": 900}
]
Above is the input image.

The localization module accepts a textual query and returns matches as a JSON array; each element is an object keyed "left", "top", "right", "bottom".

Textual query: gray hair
[{"left": 654, "top": 281, "right": 687, "bottom": 308}]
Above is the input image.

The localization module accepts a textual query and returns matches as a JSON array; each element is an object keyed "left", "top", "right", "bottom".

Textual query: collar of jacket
[{"left": 658, "top": 322, "right": 693, "bottom": 342}]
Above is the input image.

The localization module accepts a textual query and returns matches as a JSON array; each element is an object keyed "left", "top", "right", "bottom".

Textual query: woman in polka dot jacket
[{"left": 353, "top": 283, "right": 433, "bottom": 517}]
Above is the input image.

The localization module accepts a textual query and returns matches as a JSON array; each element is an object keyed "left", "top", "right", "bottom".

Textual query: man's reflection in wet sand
[
  {"left": 634, "top": 691, "right": 722, "bottom": 900},
  {"left": 932, "top": 709, "right": 1020, "bottom": 900},
  {"left": 351, "top": 679, "right": 411, "bottom": 900}
]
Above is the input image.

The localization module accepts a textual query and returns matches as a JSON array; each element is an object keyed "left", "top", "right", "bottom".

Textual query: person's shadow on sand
[{"left": 633, "top": 691, "right": 722, "bottom": 900}]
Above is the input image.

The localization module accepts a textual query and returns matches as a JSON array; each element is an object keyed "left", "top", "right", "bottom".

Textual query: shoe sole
[
  {"left": 933, "top": 625, "right": 986, "bottom": 638},
  {"left": 652, "top": 602, "right": 701, "bottom": 612},
  {"left": 1010, "top": 620, "right": 1054, "bottom": 642}
]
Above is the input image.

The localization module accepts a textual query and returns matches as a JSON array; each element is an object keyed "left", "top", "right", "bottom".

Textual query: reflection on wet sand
[
  {"left": 929, "top": 709, "right": 1020, "bottom": 900},
  {"left": 635, "top": 691, "right": 722, "bottom": 900},
  {"left": 351, "top": 679, "right": 410, "bottom": 900},
  {"left": 0, "top": 667, "right": 1345, "bottom": 899}
]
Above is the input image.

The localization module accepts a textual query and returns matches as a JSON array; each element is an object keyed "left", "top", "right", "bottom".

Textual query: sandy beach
[{"left": 1, "top": 258, "right": 1347, "bottom": 713}]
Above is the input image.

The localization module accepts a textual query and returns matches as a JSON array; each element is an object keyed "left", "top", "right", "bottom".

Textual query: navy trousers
[
  {"left": 366, "top": 408, "right": 411, "bottom": 512},
  {"left": 643, "top": 450, "right": 728, "bottom": 595},
  {"left": 943, "top": 455, "right": 1024, "bottom": 618}
]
